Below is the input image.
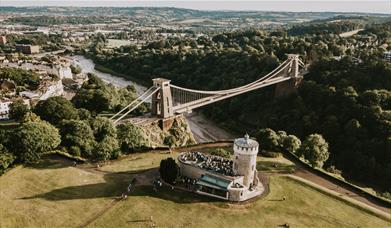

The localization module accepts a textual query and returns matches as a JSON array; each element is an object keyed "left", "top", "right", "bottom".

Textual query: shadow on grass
[
  {"left": 256, "top": 161, "right": 296, "bottom": 174},
  {"left": 26, "top": 155, "right": 72, "bottom": 170},
  {"left": 20, "top": 175, "right": 223, "bottom": 205},
  {"left": 19, "top": 171, "right": 131, "bottom": 201},
  {"left": 130, "top": 185, "right": 222, "bottom": 204},
  {"left": 19, "top": 167, "right": 220, "bottom": 204}
]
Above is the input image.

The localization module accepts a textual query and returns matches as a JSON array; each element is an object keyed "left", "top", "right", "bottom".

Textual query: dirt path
[
  {"left": 75, "top": 167, "right": 156, "bottom": 227},
  {"left": 77, "top": 198, "right": 122, "bottom": 228}
]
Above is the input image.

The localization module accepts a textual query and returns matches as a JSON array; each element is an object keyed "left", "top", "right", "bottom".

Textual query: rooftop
[{"left": 234, "top": 134, "right": 259, "bottom": 148}]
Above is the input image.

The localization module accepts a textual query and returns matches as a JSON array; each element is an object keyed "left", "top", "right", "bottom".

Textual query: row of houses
[{"left": 0, "top": 77, "right": 64, "bottom": 120}]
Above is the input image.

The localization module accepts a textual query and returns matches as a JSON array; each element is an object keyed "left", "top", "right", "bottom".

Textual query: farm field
[{"left": 0, "top": 152, "right": 389, "bottom": 228}]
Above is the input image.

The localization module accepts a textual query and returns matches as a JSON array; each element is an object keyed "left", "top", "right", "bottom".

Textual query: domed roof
[{"left": 234, "top": 134, "right": 259, "bottom": 148}]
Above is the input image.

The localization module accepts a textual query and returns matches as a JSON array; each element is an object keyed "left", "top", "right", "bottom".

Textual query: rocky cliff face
[{"left": 137, "top": 114, "right": 196, "bottom": 148}]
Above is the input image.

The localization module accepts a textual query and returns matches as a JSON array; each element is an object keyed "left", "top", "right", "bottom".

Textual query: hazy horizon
[{"left": 1, "top": 1, "right": 391, "bottom": 14}]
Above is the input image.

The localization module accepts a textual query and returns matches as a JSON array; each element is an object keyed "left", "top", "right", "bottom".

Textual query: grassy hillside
[{"left": 0, "top": 153, "right": 389, "bottom": 228}]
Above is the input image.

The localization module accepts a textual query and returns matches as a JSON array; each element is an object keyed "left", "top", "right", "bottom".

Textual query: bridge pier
[{"left": 151, "top": 78, "right": 174, "bottom": 118}]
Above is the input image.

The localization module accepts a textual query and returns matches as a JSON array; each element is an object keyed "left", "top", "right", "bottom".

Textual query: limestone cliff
[{"left": 136, "top": 114, "right": 196, "bottom": 148}]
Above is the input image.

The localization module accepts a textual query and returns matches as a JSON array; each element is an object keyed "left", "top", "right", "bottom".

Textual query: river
[
  {"left": 71, "top": 55, "right": 146, "bottom": 94},
  {"left": 71, "top": 55, "right": 235, "bottom": 142}
]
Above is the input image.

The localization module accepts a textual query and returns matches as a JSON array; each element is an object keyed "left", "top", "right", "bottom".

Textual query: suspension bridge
[{"left": 110, "top": 54, "right": 305, "bottom": 124}]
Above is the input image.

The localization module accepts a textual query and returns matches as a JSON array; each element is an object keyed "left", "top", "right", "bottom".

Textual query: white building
[
  {"left": 54, "top": 66, "right": 73, "bottom": 79},
  {"left": 178, "top": 134, "right": 264, "bottom": 202},
  {"left": 0, "top": 100, "right": 12, "bottom": 119}
]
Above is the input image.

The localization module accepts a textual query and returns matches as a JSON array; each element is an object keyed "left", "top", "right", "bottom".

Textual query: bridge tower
[
  {"left": 151, "top": 78, "right": 174, "bottom": 118},
  {"left": 274, "top": 54, "right": 302, "bottom": 97}
]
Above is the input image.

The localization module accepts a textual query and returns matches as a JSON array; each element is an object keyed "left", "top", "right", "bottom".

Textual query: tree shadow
[{"left": 26, "top": 155, "right": 72, "bottom": 170}]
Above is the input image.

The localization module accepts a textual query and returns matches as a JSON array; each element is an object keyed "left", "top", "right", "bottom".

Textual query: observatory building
[{"left": 178, "top": 134, "right": 264, "bottom": 202}]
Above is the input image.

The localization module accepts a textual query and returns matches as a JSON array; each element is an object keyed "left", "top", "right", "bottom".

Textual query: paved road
[{"left": 292, "top": 166, "right": 391, "bottom": 215}]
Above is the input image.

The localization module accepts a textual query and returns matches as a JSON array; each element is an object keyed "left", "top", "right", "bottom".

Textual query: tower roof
[{"left": 234, "top": 134, "right": 259, "bottom": 148}]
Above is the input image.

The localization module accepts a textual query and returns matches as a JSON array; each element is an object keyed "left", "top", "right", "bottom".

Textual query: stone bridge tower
[
  {"left": 274, "top": 54, "right": 302, "bottom": 97},
  {"left": 151, "top": 78, "right": 174, "bottom": 118}
]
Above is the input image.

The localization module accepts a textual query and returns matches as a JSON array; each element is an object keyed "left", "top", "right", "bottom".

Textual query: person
[{"left": 128, "top": 183, "right": 132, "bottom": 192}]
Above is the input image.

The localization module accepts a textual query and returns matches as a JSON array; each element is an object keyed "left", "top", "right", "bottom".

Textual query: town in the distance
[{"left": 0, "top": 4, "right": 390, "bottom": 228}]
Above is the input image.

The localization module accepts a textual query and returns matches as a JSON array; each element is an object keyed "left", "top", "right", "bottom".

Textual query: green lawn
[
  {"left": 0, "top": 153, "right": 389, "bottom": 228},
  {"left": 89, "top": 175, "right": 390, "bottom": 228},
  {"left": 0, "top": 156, "right": 131, "bottom": 227}
]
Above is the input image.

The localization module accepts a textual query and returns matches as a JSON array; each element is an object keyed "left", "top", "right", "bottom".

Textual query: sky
[{"left": 1, "top": 1, "right": 391, "bottom": 14}]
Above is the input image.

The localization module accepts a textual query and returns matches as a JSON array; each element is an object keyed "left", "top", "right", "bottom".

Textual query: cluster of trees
[
  {"left": 0, "top": 67, "right": 41, "bottom": 91},
  {"left": 0, "top": 33, "right": 64, "bottom": 53},
  {"left": 72, "top": 74, "right": 148, "bottom": 114},
  {"left": 0, "top": 74, "right": 148, "bottom": 173},
  {"left": 88, "top": 21, "right": 391, "bottom": 192},
  {"left": 256, "top": 128, "right": 329, "bottom": 168},
  {"left": 0, "top": 113, "right": 61, "bottom": 170},
  {"left": 288, "top": 20, "right": 363, "bottom": 36}
]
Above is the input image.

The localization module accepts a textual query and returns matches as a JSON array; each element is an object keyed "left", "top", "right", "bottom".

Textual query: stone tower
[
  {"left": 151, "top": 78, "right": 174, "bottom": 118},
  {"left": 274, "top": 54, "right": 302, "bottom": 97},
  {"left": 233, "top": 134, "right": 259, "bottom": 188}
]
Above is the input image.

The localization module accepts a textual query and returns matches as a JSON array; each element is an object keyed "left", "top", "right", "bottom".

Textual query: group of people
[
  {"left": 179, "top": 151, "right": 207, "bottom": 163},
  {"left": 180, "top": 151, "right": 234, "bottom": 176},
  {"left": 181, "top": 177, "right": 197, "bottom": 190},
  {"left": 199, "top": 155, "right": 234, "bottom": 176}
]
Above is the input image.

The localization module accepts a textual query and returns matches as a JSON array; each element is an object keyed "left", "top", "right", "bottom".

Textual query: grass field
[{"left": 0, "top": 152, "right": 389, "bottom": 228}]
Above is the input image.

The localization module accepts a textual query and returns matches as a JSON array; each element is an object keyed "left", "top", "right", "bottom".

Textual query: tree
[
  {"left": 60, "top": 120, "right": 95, "bottom": 158},
  {"left": 159, "top": 158, "right": 179, "bottom": 184},
  {"left": 11, "top": 118, "right": 61, "bottom": 163},
  {"left": 92, "top": 136, "right": 119, "bottom": 161},
  {"left": 255, "top": 128, "right": 280, "bottom": 151},
  {"left": 117, "top": 123, "right": 149, "bottom": 153},
  {"left": 0, "top": 144, "right": 15, "bottom": 173},
  {"left": 71, "top": 74, "right": 114, "bottom": 113},
  {"left": 34, "top": 96, "right": 78, "bottom": 125},
  {"left": 298, "top": 134, "right": 329, "bottom": 168},
  {"left": 277, "top": 130, "right": 288, "bottom": 147},
  {"left": 282, "top": 135, "right": 302, "bottom": 154},
  {"left": 70, "top": 64, "right": 82, "bottom": 74},
  {"left": 21, "top": 112, "right": 41, "bottom": 123},
  {"left": 163, "top": 135, "right": 176, "bottom": 148},
  {"left": 90, "top": 117, "right": 116, "bottom": 141},
  {"left": 78, "top": 108, "right": 92, "bottom": 120},
  {"left": 9, "top": 100, "right": 29, "bottom": 121}
]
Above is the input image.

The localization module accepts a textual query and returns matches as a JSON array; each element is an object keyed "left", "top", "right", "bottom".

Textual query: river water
[
  {"left": 71, "top": 55, "right": 146, "bottom": 94},
  {"left": 71, "top": 55, "right": 234, "bottom": 142}
]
